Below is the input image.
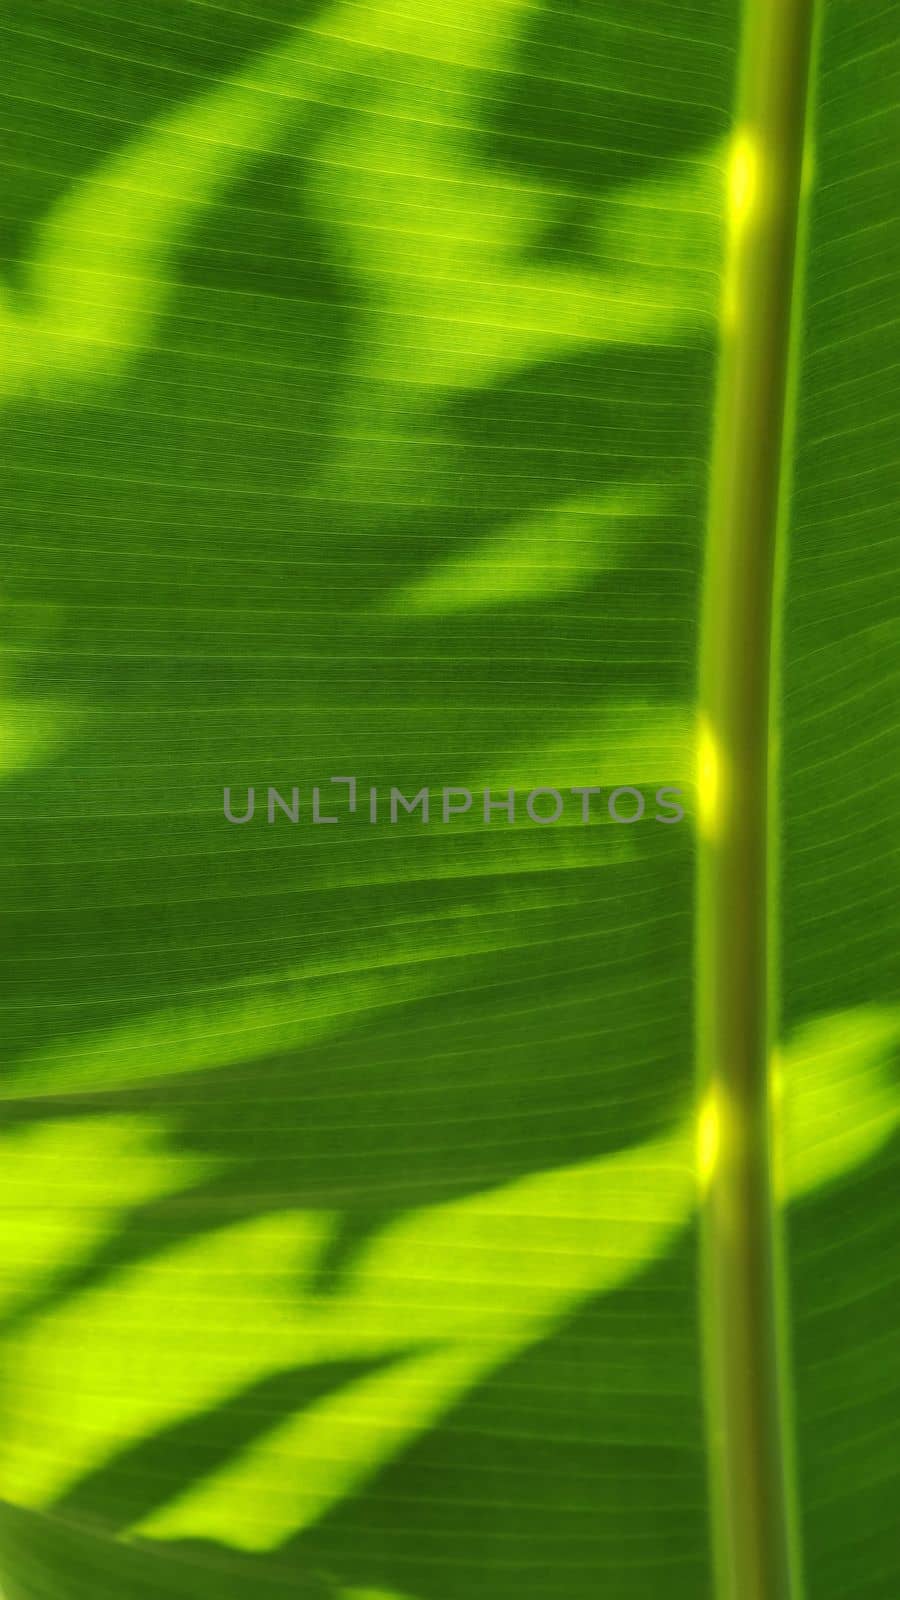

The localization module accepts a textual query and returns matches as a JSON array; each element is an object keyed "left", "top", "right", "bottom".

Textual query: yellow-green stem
[{"left": 697, "top": 3, "right": 816, "bottom": 1598}]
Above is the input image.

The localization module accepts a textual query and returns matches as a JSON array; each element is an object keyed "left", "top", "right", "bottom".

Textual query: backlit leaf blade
[{"left": 0, "top": 3, "right": 897, "bottom": 1600}]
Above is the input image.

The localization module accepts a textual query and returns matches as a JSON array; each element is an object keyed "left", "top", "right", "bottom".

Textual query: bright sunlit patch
[
  {"left": 344, "top": 1591, "right": 417, "bottom": 1600},
  {"left": 392, "top": 488, "right": 668, "bottom": 614},
  {"left": 0, "top": 1116, "right": 219, "bottom": 1321},
  {"left": 781, "top": 1007, "right": 900, "bottom": 1199},
  {"left": 134, "top": 1128, "right": 694, "bottom": 1550},
  {"left": 696, "top": 1089, "right": 721, "bottom": 1192},
  {"left": 696, "top": 715, "right": 723, "bottom": 839}
]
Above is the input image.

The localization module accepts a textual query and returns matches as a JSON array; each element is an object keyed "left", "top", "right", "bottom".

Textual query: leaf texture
[{"left": 0, "top": 3, "right": 896, "bottom": 1599}]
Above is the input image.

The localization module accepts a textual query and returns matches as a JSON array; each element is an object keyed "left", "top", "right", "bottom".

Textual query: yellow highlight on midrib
[
  {"left": 696, "top": 714, "right": 724, "bottom": 840},
  {"left": 728, "top": 130, "right": 759, "bottom": 233},
  {"left": 720, "top": 129, "right": 760, "bottom": 330},
  {"left": 769, "top": 1046, "right": 786, "bottom": 1203},
  {"left": 697, "top": 1088, "right": 721, "bottom": 1192}
]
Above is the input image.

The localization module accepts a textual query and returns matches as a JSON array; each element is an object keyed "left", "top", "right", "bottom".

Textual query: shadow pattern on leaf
[{"left": 0, "top": 2, "right": 742, "bottom": 1598}]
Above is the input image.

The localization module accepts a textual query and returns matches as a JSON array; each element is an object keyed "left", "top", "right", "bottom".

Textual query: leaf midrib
[{"left": 697, "top": 3, "right": 818, "bottom": 1598}]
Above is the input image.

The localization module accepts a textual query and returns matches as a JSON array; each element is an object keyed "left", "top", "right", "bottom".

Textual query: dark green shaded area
[{"left": 779, "top": 3, "right": 900, "bottom": 1595}]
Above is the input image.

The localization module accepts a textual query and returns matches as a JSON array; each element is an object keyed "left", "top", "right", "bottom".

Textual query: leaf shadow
[
  {"left": 2, "top": 861, "right": 695, "bottom": 1334},
  {"left": 0, "top": 1232, "right": 709, "bottom": 1600},
  {"left": 50, "top": 1355, "right": 409, "bottom": 1535}
]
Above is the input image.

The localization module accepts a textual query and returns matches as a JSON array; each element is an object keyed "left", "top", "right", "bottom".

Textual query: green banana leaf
[{"left": 0, "top": 3, "right": 897, "bottom": 1599}]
